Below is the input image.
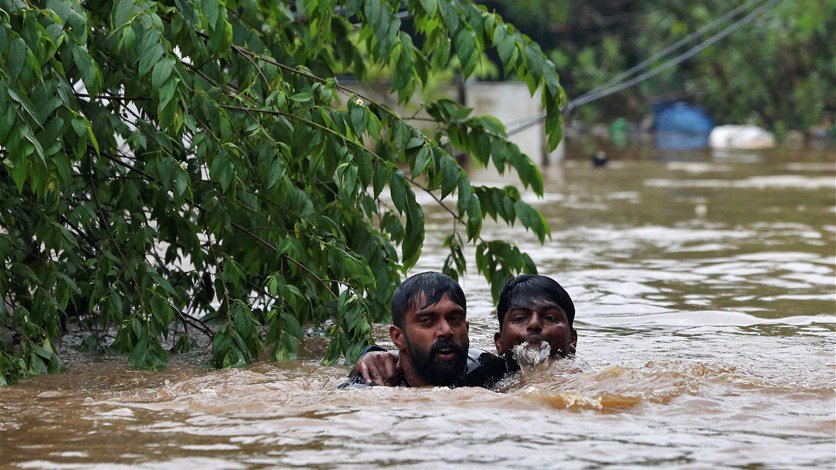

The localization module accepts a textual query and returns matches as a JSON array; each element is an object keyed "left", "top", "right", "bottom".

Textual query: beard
[{"left": 406, "top": 336, "right": 469, "bottom": 386}]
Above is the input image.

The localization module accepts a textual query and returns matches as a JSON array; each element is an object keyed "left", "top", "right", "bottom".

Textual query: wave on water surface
[{"left": 490, "top": 357, "right": 836, "bottom": 415}]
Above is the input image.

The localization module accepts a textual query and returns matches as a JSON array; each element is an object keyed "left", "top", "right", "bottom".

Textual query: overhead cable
[
  {"left": 567, "top": 0, "right": 781, "bottom": 111},
  {"left": 572, "top": 0, "right": 766, "bottom": 107},
  {"left": 505, "top": 0, "right": 782, "bottom": 137}
]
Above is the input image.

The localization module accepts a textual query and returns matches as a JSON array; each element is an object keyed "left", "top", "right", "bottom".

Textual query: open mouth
[{"left": 434, "top": 347, "right": 457, "bottom": 361}]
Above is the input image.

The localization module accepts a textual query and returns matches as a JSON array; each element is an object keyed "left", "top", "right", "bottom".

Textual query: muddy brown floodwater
[{"left": 1, "top": 146, "right": 835, "bottom": 468}]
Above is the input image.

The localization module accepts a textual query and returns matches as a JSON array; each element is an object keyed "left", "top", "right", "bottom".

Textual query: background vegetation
[
  {"left": 0, "top": 0, "right": 564, "bottom": 383},
  {"left": 489, "top": 0, "right": 835, "bottom": 135}
]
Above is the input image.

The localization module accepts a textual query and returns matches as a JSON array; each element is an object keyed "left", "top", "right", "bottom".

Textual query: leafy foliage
[{"left": 0, "top": 0, "right": 565, "bottom": 382}]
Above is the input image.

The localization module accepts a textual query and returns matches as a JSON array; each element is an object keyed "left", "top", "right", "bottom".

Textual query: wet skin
[
  {"left": 390, "top": 293, "right": 469, "bottom": 387},
  {"left": 494, "top": 300, "right": 577, "bottom": 358},
  {"left": 355, "top": 300, "right": 576, "bottom": 385}
]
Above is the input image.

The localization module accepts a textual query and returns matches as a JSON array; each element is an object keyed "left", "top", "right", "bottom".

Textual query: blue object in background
[{"left": 652, "top": 102, "right": 714, "bottom": 150}]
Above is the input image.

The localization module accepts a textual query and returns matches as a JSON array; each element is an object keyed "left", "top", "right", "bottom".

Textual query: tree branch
[{"left": 220, "top": 104, "right": 462, "bottom": 221}]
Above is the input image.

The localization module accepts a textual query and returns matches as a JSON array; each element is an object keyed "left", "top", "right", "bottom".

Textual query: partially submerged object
[
  {"left": 652, "top": 102, "right": 714, "bottom": 150},
  {"left": 709, "top": 124, "right": 776, "bottom": 149},
  {"left": 592, "top": 150, "right": 608, "bottom": 168}
]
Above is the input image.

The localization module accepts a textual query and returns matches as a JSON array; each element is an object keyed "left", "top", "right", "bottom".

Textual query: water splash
[{"left": 512, "top": 341, "right": 551, "bottom": 372}]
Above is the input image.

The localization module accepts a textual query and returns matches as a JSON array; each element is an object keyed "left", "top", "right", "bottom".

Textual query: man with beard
[
  {"left": 340, "top": 272, "right": 473, "bottom": 388},
  {"left": 349, "top": 274, "right": 576, "bottom": 388}
]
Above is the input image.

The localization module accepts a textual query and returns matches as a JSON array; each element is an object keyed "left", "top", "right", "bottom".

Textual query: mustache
[{"left": 430, "top": 338, "right": 464, "bottom": 356}]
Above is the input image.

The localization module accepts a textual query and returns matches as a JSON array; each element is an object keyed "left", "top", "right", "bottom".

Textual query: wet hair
[
  {"left": 496, "top": 275, "right": 575, "bottom": 330},
  {"left": 391, "top": 272, "right": 466, "bottom": 328}
]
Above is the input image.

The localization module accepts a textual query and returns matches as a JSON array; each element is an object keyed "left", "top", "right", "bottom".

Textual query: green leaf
[
  {"left": 290, "top": 92, "right": 313, "bottom": 103},
  {"left": 71, "top": 45, "right": 101, "bottom": 95},
  {"left": 366, "top": 110, "right": 382, "bottom": 139},
  {"left": 364, "top": 0, "right": 381, "bottom": 26},
  {"left": 341, "top": 163, "right": 359, "bottom": 198},
  {"left": 494, "top": 25, "right": 517, "bottom": 71},
  {"left": 158, "top": 76, "right": 179, "bottom": 110},
  {"left": 209, "top": 153, "right": 234, "bottom": 191},
  {"left": 513, "top": 200, "right": 550, "bottom": 242},
  {"left": 412, "top": 145, "right": 432, "bottom": 176},
  {"left": 9, "top": 150, "right": 29, "bottom": 192},
  {"left": 431, "top": 36, "right": 451, "bottom": 69},
  {"left": 86, "top": 122, "right": 99, "bottom": 155},
  {"left": 455, "top": 28, "right": 478, "bottom": 78},
  {"left": 281, "top": 312, "right": 304, "bottom": 339},
  {"left": 151, "top": 58, "right": 175, "bottom": 91},
  {"left": 266, "top": 158, "right": 284, "bottom": 189},
  {"left": 523, "top": 43, "right": 545, "bottom": 78},
  {"left": 392, "top": 36, "right": 415, "bottom": 96},
  {"left": 121, "top": 25, "right": 136, "bottom": 52},
  {"left": 439, "top": 0, "right": 459, "bottom": 33},
  {"left": 8, "top": 89, "right": 42, "bottom": 128},
  {"left": 171, "top": 335, "right": 198, "bottom": 353},
  {"left": 201, "top": 0, "right": 220, "bottom": 28},
  {"left": 7, "top": 37, "right": 27, "bottom": 84},
  {"left": 209, "top": 14, "right": 232, "bottom": 55},
  {"left": 419, "top": 0, "right": 437, "bottom": 16},
  {"left": 174, "top": 168, "right": 189, "bottom": 196},
  {"left": 30, "top": 353, "right": 48, "bottom": 374},
  {"left": 440, "top": 154, "right": 460, "bottom": 198},
  {"left": 373, "top": 165, "right": 389, "bottom": 198},
  {"left": 0, "top": 101, "right": 16, "bottom": 144},
  {"left": 350, "top": 104, "right": 367, "bottom": 136},
  {"left": 545, "top": 106, "right": 563, "bottom": 152},
  {"left": 389, "top": 170, "right": 407, "bottom": 213},
  {"left": 33, "top": 344, "right": 52, "bottom": 360},
  {"left": 138, "top": 44, "right": 164, "bottom": 77},
  {"left": 506, "top": 145, "right": 543, "bottom": 195},
  {"left": 113, "top": 0, "right": 136, "bottom": 27},
  {"left": 151, "top": 272, "right": 177, "bottom": 296},
  {"left": 402, "top": 190, "right": 424, "bottom": 268},
  {"left": 406, "top": 136, "right": 424, "bottom": 149}
]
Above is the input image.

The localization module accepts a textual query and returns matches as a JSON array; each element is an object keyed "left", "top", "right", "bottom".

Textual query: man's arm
[{"left": 351, "top": 347, "right": 400, "bottom": 386}]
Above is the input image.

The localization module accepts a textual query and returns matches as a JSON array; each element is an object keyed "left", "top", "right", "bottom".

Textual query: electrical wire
[
  {"left": 567, "top": 0, "right": 782, "bottom": 111},
  {"left": 572, "top": 0, "right": 766, "bottom": 107},
  {"left": 505, "top": 0, "right": 782, "bottom": 136}
]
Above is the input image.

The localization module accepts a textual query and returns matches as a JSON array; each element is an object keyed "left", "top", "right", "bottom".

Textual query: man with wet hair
[
  {"left": 350, "top": 274, "right": 576, "bottom": 387},
  {"left": 494, "top": 274, "right": 577, "bottom": 370},
  {"left": 342, "top": 272, "right": 472, "bottom": 387}
]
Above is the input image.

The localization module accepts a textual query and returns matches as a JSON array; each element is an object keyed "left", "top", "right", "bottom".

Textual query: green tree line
[
  {"left": 0, "top": 0, "right": 565, "bottom": 383},
  {"left": 490, "top": 0, "right": 835, "bottom": 135}
]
